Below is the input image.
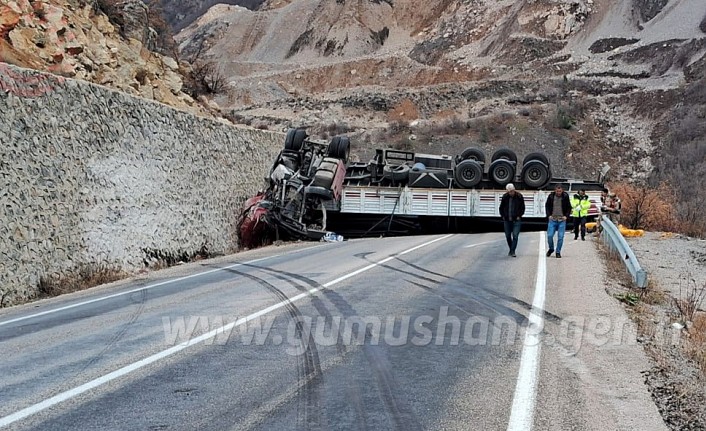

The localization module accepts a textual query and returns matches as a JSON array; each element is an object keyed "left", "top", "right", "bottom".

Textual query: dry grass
[
  {"left": 687, "top": 313, "right": 706, "bottom": 375},
  {"left": 603, "top": 242, "right": 706, "bottom": 380},
  {"left": 37, "top": 265, "right": 126, "bottom": 298},
  {"left": 641, "top": 279, "right": 668, "bottom": 305},
  {"left": 674, "top": 275, "right": 706, "bottom": 324}
]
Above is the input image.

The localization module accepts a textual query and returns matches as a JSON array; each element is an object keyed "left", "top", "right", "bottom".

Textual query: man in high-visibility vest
[{"left": 571, "top": 189, "right": 591, "bottom": 240}]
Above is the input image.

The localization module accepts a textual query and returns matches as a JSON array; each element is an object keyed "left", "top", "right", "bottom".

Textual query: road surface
[{"left": 0, "top": 233, "right": 666, "bottom": 430}]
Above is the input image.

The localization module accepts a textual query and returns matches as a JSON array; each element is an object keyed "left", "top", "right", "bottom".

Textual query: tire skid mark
[
  {"left": 376, "top": 261, "right": 529, "bottom": 325},
  {"left": 241, "top": 263, "right": 422, "bottom": 431},
  {"left": 243, "top": 266, "right": 371, "bottom": 429},
  {"left": 219, "top": 268, "right": 323, "bottom": 430},
  {"left": 395, "top": 257, "right": 562, "bottom": 323},
  {"left": 404, "top": 279, "right": 494, "bottom": 318},
  {"left": 78, "top": 289, "right": 148, "bottom": 374}
]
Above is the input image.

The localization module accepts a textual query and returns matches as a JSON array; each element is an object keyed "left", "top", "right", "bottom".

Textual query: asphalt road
[{"left": 0, "top": 233, "right": 666, "bottom": 430}]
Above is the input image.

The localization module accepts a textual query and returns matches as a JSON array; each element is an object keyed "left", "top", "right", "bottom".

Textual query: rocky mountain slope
[
  {"left": 172, "top": 0, "right": 705, "bottom": 233},
  {"left": 0, "top": 0, "right": 215, "bottom": 116},
  {"left": 174, "top": 0, "right": 703, "bottom": 135},
  {"left": 2, "top": 0, "right": 704, "bottom": 233}
]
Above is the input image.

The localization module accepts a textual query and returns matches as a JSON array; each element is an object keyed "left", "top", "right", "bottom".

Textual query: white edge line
[
  {"left": 507, "top": 230, "right": 547, "bottom": 431},
  {"left": 0, "top": 245, "right": 328, "bottom": 328},
  {"left": 0, "top": 234, "right": 453, "bottom": 428}
]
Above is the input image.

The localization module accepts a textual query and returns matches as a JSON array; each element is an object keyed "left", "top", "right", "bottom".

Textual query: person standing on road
[
  {"left": 545, "top": 184, "right": 572, "bottom": 258},
  {"left": 571, "top": 189, "right": 591, "bottom": 240},
  {"left": 499, "top": 183, "right": 525, "bottom": 257},
  {"left": 594, "top": 187, "right": 610, "bottom": 237},
  {"left": 606, "top": 192, "right": 622, "bottom": 226}
]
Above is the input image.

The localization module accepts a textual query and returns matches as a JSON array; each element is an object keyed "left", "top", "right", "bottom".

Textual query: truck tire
[
  {"left": 521, "top": 160, "right": 550, "bottom": 189},
  {"left": 522, "top": 152, "right": 550, "bottom": 166},
  {"left": 336, "top": 136, "right": 350, "bottom": 163},
  {"left": 489, "top": 159, "right": 515, "bottom": 186},
  {"left": 460, "top": 147, "right": 486, "bottom": 164},
  {"left": 327, "top": 136, "right": 350, "bottom": 162},
  {"left": 454, "top": 160, "right": 483, "bottom": 188},
  {"left": 491, "top": 147, "right": 517, "bottom": 164},
  {"left": 383, "top": 164, "right": 411, "bottom": 182},
  {"left": 327, "top": 136, "right": 341, "bottom": 158},
  {"left": 285, "top": 128, "right": 307, "bottom": 151}
]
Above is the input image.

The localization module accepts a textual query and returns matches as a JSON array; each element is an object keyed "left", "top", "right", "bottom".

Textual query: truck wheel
[
  {"left": 489, "top": 159, "right": 515, "bottom": 186},
  {"left": 336, "top": 136, "right": 350, "bottom": 163},
  {"left": 285, "top": 128, "right": 307, "bottom": 151},
  {"left": 460, "top": 147, "right": 486, "bottom": 164},
  {"left": 491, "top": 147, "right": 517, "bottom": 164},
  {"left": 522, "top": 152, "right": 550, "bottom": 166},
  {"left": 521, "top": 160, "right": 550, "bottom": 189},
  {"left": 284, "top": 128, "right": 296, "bottom": 150},
  {"left": 327, "top": 136, "right": 341, "bottom": 158},
  {"left": 454, "top": 160, "right": 482, "bottom": 188},
  {"left": 383, "top": 164, "right": 411, "bottom": 182}
]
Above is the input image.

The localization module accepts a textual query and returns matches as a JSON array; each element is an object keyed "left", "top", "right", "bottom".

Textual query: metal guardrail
[{"left": 599, "top": 215, "right": 648, "bottom": 288}]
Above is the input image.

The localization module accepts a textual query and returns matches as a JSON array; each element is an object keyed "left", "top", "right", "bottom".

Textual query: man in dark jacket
[
  {"left": 545, "top": 184, "right": 572, "bottom": 258},
  {"left": 499, "top": 183, "right": 525, "bottom": 257}
]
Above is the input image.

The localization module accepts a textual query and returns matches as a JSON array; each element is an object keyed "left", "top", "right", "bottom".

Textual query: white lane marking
[
  {"left": 0, "top": 245, "right": 324, "bottom": 328},
  {"left": 463, "top": 239, "right": 501, "bottom": 248},
  {"left": 507, "top": 230, "right": 547, "bottom": 431},
  {"left": 0, "top": 234, "right": 453, "bottom": 427}
]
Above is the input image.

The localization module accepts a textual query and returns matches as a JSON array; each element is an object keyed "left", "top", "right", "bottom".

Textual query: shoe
[
  {"left": 546, "top": 250, "right": 553, "bottom": 257},
  {"left": 511, "top": 252, "right": 517, "bottom": 257},
  {"left": 581, "top": 237, "right": 585, "bottom": 241},
  {"left": 574, "top": 236, "right": 578, "bottom": 240},
  {"left": 508, "top": 251, "right": 512, "bottom": 256},
  {"left": 556, "top": 253, "right": 562, "bottom": 258}
]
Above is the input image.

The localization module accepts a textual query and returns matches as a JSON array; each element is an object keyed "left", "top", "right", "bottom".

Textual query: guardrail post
[{"left": 599, "top": 215, "right": 649, "bottom": 288}]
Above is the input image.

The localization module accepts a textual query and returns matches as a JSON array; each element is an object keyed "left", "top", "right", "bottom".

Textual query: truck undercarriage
[{"left": 237, "top": 129, "right": 607, "bottom": 247}]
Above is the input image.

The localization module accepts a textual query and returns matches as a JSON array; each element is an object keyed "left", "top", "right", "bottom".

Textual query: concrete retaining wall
[{"left": 0, "top": 63, "right": 282, "bottom": 306}]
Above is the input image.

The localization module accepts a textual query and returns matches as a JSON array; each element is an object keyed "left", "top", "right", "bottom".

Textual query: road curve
[{"left": 0, "top": 233, "right": 666, "bottom": 430}]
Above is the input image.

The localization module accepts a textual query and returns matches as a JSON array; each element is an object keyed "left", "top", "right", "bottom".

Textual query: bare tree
[{"left": 184, "top": 39, "right": 227, "bottom": 96}]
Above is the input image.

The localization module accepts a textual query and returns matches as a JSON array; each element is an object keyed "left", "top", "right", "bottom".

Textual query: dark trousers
[
  {"left": 573, "top": 216, "right": 586, "bottom": 239},
  {"left": 503, "top": 220, "right": 521, "bottom": 253}
]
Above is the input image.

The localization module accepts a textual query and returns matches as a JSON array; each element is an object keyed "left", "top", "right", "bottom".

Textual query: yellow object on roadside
[
  {"left": 618, "top": 225, "right": 645, "bottom": 237},
  {"left": 586, "top": 222, "right": 597, "bottom": 231}
]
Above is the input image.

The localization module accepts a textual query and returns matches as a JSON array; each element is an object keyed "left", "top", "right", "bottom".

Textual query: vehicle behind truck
[{"left": 237, "top": 129, "right": 606, "bottom": 247}]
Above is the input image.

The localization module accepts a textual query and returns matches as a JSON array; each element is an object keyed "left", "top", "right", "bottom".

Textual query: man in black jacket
[
  {"left": 499, "top": 183, "right": 525, "bottom": 257},
  {"left": 545, "top": 184, "right": 572, "bottom": 258}
]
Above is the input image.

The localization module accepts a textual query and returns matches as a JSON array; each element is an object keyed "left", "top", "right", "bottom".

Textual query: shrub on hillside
[{"left": 610, "top": 182, "right": 680, "bottom": 232}]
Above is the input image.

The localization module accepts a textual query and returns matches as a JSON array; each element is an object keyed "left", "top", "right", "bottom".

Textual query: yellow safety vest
[{"left": 571, "top": 196, "right": 591, "bottom": 217}]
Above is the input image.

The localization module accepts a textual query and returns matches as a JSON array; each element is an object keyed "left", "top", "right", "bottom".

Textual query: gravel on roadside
[{"left": 605, "top": 231, "right": 706, "bottom": 430}]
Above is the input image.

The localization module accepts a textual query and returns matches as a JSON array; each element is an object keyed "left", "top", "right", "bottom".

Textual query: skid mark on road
[
  {"left": 0, "top": 236, "right": 450, "bottom": 429},
  {"left": 239, "top": 262, "right": 421, "bottom": 431},
  {"left": 219, "top": 267, "right": 324, "bottom": 430},
  {"left": 394, "top": 257, "right": 561, "bottom": 323}
]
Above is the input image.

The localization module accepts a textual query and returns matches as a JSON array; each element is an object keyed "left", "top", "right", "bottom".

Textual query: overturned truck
[{"left": 237, "top": 129, "right": 607, "bottom": 247}]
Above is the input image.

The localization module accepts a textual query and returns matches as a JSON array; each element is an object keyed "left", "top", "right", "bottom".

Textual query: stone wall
[{"left": 0, "top": 64, "right": 282, "bottom": 306}]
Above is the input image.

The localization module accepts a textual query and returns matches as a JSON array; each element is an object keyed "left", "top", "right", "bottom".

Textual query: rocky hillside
[
  {"left": 0, "top": 0, "right": 217, "bottom": 116},
  {"left": 156, "top": 0, "right": 265, "bottom": 32},
  {"left": 173, "top": 0, "right": 705, "bottom": 233},
  {"left": 2, "top": 0, "right": 704, "bottom": 233}
]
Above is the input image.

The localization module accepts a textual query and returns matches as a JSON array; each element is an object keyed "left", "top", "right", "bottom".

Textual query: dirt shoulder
[{"left": 605, "top": 232, "right": 706, "bottom": 430}]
